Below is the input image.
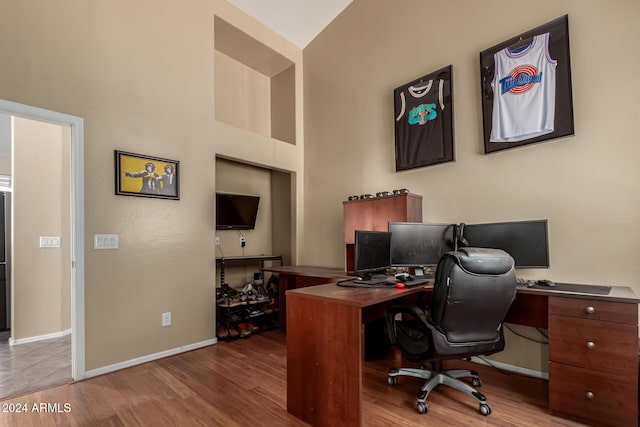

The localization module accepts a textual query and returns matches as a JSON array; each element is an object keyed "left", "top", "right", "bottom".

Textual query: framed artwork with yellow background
[{"left": 115, "top": 150, "right": 180, "bottom": 200}]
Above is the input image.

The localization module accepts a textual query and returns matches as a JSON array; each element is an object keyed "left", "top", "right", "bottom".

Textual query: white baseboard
[
  {"left": 470, "top": 356, "right": 549, "bottom": 380},
  {"left": 85, "top": 338, "right": 218, "bottom": 378},
  {"left": 9, "top": 328, "right": 72, "bottom": 346}
]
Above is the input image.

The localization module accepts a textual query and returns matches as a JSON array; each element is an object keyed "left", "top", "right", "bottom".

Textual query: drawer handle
[
  {"left": 586, "top": 391, "right": 595, "bottom": 400},
  {"left": 585, "top": 341, "right": 596, "bottom": 350},
  {"left": 585, "top": 306, "right": 595, "bottom": 314}
]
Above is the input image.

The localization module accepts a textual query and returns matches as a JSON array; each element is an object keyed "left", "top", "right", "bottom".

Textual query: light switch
[
  {"left": 94, "top": 234, "right": 119, "bottom": 249},
  {"left": 40, "top": 236, "right": 61, "bottom": 248}
]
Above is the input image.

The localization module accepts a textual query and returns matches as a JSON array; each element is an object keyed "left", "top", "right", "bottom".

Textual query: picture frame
[
  {"left": 394, "top": 65, "right": 454, "bottom": 171},
  {"left": 115, "top": 150, "right": 180, "bottom": 200},
  {"left": 479, "top": 15, "right": 574, "bottom": 154}
]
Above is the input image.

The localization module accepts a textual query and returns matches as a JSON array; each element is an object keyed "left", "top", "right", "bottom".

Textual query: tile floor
[{"left": 0, "top": 330, "right": 72, "bottom": 400}]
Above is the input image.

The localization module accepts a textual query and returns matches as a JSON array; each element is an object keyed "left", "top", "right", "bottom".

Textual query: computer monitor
[
  {"left": 461, "top": 219, "right": 549, "bottom": 268},
  {"left": 353, "top": 230, "right": 391, "bottom": 278},
  {"left": 388, "top": 222, "right": 455, "bottom": 268}
]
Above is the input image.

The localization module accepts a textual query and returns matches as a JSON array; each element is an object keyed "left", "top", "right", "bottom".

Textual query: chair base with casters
[{"left": 388, "top": 365, "right": 491, "bottom": 415}]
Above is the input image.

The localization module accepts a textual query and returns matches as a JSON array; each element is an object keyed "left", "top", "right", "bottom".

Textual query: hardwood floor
[
  {"left": 0, "top": 332, "right": 71, "bottom": 400},
  {"left": 0, "top": 330, "right": 589, "bottom": 426}
]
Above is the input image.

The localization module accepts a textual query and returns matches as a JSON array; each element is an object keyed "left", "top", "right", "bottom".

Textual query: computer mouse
[
  {"left": 395, "top": 275, "right": 407, "bottom": 282},
  {"left": 395, "top": 282, "right": 405, "bottom": 289},
  {"left": 537, "top": 279, "right": 556, "bottom": 288}
]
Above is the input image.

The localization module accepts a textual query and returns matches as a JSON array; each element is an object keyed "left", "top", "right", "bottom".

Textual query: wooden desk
[
  {"left": 286, "top": 283, "right": 639, "bottom": 427},
  {"left": 262, "top": 265, "right": 353, "bottom": 330},
  {"left": 286, "top": 283, "right": 426, "bottom": 427}
]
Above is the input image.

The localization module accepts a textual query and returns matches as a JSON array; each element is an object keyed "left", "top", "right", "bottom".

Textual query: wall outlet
[
  {"left": 240, "top": 236, "right": 246, "bottom": 247},
  {"left": 215, "top": 236, "right": 220, "bottom": 246},
  {"left": 162, "top": 312, "right": 171, "bottom": 327}
]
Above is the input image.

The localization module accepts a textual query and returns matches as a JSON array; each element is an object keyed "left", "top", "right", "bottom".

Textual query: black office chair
[{"left": 385, "top": 247, "right": 517, "bottom": 416}]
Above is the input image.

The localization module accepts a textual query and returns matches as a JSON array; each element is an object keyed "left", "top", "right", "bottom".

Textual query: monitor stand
[
  {"left": 359, "top": 270, "right": 390, "bottom": 281},
  {"left": 416, "top": 266, "right": 435, "bottom": 278}
]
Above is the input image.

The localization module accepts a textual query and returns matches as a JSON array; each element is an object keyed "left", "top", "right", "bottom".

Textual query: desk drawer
[
  {"left": 549, "top": 314, "right": 638, "bottom": 376},
  {"left": 549, "top": 361, "right": 638, "bottom": 427},
  {"left": 549, "top": 296, "right": 637, "bottom": 324}
]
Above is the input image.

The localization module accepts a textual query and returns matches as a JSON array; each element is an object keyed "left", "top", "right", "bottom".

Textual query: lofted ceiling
[{"left": 226, "top": 0, "right": 352, "bottom": 49}]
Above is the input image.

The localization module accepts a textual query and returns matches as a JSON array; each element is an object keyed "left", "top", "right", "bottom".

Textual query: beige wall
[
  {"left": 215, "top": 51, "right": 272, "bottom": 137},
  {"left": 0, "top": 0, "right": 304, "bottom": 371},
  {"left": 303, "top": 0, "right": 640, "bottom": 372},
  {"left": 12, "top": 117, "right": 71, "bottom": 339}
]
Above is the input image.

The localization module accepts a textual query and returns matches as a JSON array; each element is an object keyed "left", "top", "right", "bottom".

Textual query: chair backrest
[{"left": 430, "top": 247, "right": 516, "bottom": 344}]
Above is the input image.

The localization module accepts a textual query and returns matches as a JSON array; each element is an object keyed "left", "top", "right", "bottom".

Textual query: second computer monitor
[
  {"left": 462, "top": 219, "right": 549, "bottom": 268},
  {"left": 353, "top": 230, "right": 392, "bottom": 277},
  {"left": 388, "top": 222, "right": 455, "bottom": 268}
]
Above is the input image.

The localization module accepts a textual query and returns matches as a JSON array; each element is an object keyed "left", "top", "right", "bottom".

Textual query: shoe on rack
[
  {"left": 247, "top": 306, "right": 264, "bottom": 318},
  {"left": 217, "top": 322, "right": 229, "bottom": 339},
  {"left": 266, "top": 275, "right": 279, "bottom": 302},
  {"left": 236, "top": 323, "right": 252, "bottom": 338},
  {"left": 237, "top": 291, "right": 248, "bottom": 305},
  {"left": 252, "top": 280, "right": 270, "bottom": 303},
  {"left": 221, "top": 282, "right": 239, "bottom": 296},
  {"left": 227, "top": 325, "right": 239, "bottom": 338},
  {"left": 246, "top": 321, "right": 259, "bottom": 333},
  {"left": 241, "top": 283, "right": 261, "bottom": 304},
  {"left": 217, "top": 295, "right": 244, "bottom": 308},
  {"left": 217, "top": 322, "right": 240, "bottom": 339},
  {"left": 216, "top": 287, "right": 225, "bottom": 301}
]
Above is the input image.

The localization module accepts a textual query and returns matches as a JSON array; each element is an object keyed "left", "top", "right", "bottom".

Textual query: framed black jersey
[{"left": 393, "top": 65, "right": 454, "bottom": 171}]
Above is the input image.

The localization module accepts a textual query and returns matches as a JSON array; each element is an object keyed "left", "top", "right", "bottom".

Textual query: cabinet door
[
  {"left": 343, "top": 201, "right": 374, "bottom": 243},
  {"left": 343, "top": 194, "right": 422, "bottom": 243},
  {"left": 370, "top": 197, "right": 408, "bottom": 231}
]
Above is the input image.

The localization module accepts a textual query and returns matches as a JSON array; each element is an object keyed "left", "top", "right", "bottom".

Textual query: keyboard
[
  {"left": 351, "top": 277, "right": 392, "bottom": 285},
  {"left": 401, "top": 278, "right": 431, "bottom": 287},
  {"left": 337, "top": 276, "right": 431, "bottom": 288}
]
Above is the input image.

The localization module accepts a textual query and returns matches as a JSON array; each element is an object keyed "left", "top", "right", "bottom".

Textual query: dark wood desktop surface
[
  {"left": 262, "top": 265, "right": 354, "bottom": 330},
  {"left": 262, "top": 265, "right": 353, "bottom": 279},
  {"left": 286, "top": 282, "right": 639, "bottom": 427}
]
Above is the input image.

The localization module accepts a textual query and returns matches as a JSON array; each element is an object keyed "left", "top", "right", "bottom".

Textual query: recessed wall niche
[{"left": 214, "top": 17, "right": 296, "bottom": 145}]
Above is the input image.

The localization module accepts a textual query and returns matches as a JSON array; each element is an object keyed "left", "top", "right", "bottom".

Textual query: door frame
[{"left": 0, "top": 99, "right": 85, "bottom": 380}]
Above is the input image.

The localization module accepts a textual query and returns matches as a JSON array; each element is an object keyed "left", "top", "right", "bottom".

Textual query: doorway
[{"left": 0, "top": 99, "right": 85, "bottom": 394}]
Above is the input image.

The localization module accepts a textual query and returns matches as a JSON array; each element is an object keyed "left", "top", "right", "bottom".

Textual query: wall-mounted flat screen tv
[{"left": 215, "top": 192, "right": 260, "bottom": 230}]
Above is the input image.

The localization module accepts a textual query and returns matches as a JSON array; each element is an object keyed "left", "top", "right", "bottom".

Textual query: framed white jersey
[
  {"left": 490, "top": 32, "right": 557, "bottom": 143},
  {"left": 479, "top": 15, "right": 574, "bottom": 154}
]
